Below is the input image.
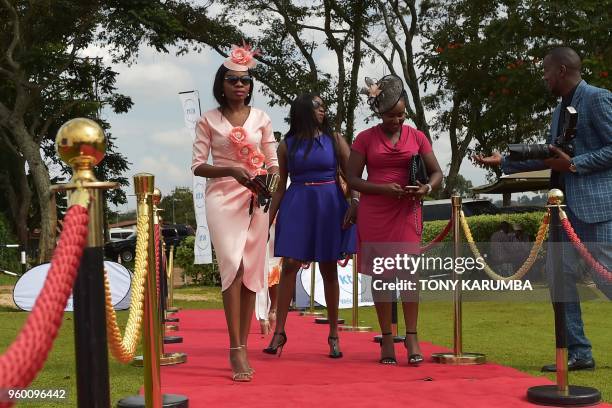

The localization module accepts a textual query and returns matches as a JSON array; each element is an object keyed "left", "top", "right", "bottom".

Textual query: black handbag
[
  {"left": 409, "top": 151, "right": 428, "bottom": 236},
  {"left": 409, "top": 154, "right": 429, "bottom": 185}
]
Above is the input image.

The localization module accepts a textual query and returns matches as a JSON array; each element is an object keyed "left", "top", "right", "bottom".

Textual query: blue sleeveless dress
[{"left": 274, "top": 134, "right": 356, "bottom": 262}]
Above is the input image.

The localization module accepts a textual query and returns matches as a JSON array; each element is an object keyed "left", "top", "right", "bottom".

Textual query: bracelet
[
  {"left": 425, "top": 183, "right": 432, "bottom": 194},
  {"left": 351, "top": 197, "right": 360, "bottom": 203}
]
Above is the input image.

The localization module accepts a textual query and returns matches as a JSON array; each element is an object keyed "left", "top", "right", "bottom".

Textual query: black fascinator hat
[{"left": 360, "top": 74, "right": 405, "bottom": 114}]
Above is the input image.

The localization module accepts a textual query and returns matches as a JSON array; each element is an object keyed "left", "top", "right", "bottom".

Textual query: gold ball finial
[
  {"left": 152, "top": 188, "right": 162, "bottom": 205},
  {"left": 547, "top": 188, "right": 564, "bottom": 205},
  {"left": 55, "top": 118, "right": 106, "bottom": 177}
]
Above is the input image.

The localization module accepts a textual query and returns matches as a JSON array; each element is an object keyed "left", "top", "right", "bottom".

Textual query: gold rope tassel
[
  {"left": 104, "top": 203, "right": 150, "bottom": 363},
  {"left": 460, "top": 210, "right": 550, "bottom": 281}
]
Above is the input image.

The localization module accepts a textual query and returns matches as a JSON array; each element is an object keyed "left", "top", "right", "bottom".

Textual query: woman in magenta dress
[
  {"left": 347, "top": 75, "right": 443, "bottom": 366},
  {"left": 191, "top": 44, "right": 278, "bottom": 381}
]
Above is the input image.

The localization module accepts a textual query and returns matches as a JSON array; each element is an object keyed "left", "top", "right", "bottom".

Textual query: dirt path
[{"left": 0, "top": 285, "right": 17, "bottom": 309}]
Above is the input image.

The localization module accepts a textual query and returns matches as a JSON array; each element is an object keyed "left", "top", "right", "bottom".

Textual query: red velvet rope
[
  {"left": 334, "top": 218, "right": 453, "bottom": 268},
  {"left": 0, "top": 205, "right": 89, "bottom": 407},
  {"left": 560, "top": 218, "right": 612, "bottom": 283},
  {"left": 154, "top": 224, "right": 161, "bottom": 299},
  {"left": 421, "top": 219, "right": 452, "bottom": 253}
]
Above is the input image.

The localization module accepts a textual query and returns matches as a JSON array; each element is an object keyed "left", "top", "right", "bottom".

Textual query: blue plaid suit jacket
[{"left": 501, "top": 80, "right": 612, "bottom": 223}]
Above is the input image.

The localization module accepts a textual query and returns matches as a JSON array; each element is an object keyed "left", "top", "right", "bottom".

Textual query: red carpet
[{"left": 160, "top": 310, "right": 606, "bottom": 407}]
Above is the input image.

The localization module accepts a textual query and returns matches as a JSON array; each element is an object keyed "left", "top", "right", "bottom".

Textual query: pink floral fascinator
[{"left": 223, "top": 41, "right": 261, "bottom": 71}]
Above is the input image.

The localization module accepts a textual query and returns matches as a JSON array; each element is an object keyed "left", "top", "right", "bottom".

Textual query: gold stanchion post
[
  {"left": 154, "top": 189, "right": 186, "bottom": 364},
  {"left": 340, "top": 254, "right": 372, "bottom": 332},
  {"left": 526, "top": 189, "right": 600, "bottom": 405},
  {"left": 162, "top": 240, "right": 179, "bottom": 324},
  {"left": 132, "top": 189, "right": 186, "bottom": 366},
  {"left": 118, "top": 176, "right": 188, "bottom": 407},
  {"left": 432, "top": 195, "right": 485, "bottom": 364},
  {"left": 300, "top": 262, "right": 324, "bottom": 317},
  {"left": 54, "top": 118, "right": 117, "bottom": 407},
  {"left": 167, "top": 245, "right": 178, "bottom": 313},
  {"left": 139, "top": 174, "right": 162, "bottom": 405}
]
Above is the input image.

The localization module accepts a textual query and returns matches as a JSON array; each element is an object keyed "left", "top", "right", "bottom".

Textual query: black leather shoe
[{"left": 541, "top": 357, "right": 595, "bottom": 372}]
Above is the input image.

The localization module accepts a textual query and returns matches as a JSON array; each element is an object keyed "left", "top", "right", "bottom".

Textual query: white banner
[
  {"left": 178, "top": 90, "right": 200, "bottom": 130},
  {"left": 179, "top": 90, "right": 212, "bottom": 264},
  {"left": 193, "top": 175, "right": 212, "bottom": 264},
  {"left": 298, "top": 260, "right": 374, "bottom": 309}
]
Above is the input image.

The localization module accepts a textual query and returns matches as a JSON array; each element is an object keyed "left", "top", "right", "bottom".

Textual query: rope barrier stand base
[
  {"left": 299, "top": 310, "right": 325, "bottom": 317},
  {"left": 314, "top": 317, "right": 345, "bottom": 325},
  {"left": 131, "top": 352, "right": 187, "bottom": 367},
  {"left": 527, "top": 385, "right": 600, "bottom": 406},
  {"left": 164, "top": 335, "right": 183, "bottom": 344},
  {"left": 117, "top": 393, "right": 189, "bottom": 408},
  {"left": 338, "top": 325, "right": 372, "bottom": 332},
  {"left": 431, "top": 352, "right": 486, "bottom": 365}
]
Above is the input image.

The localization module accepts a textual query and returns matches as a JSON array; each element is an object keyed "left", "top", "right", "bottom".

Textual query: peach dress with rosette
[{"left": 191, "top": 108, "right": 278, "bottom": 292}]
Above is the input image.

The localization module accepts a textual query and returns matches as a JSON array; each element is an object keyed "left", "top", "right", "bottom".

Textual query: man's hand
[
  {"left": 543, "top": 145, "right": 572, "bottom": 172},
  {"left": 473, "top": 152, "right": 502, "bottom": 168}
]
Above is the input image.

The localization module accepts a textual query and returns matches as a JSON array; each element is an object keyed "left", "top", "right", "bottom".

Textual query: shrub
[
  {"left": 174, "top": 236, "right": 221, "bottom": 286},
  {"left": 422, "top": 211, "right": 547, "bottom": 244},
  {"left": 422, "top": 211, "right": 548, "bottom": 281}
]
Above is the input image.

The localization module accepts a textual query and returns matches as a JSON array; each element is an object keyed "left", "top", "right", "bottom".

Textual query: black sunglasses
[
  {"left": 312, "top": 99, "right": 326, "bottom": 110},
  {"left": 224, "top": 75, "right": 253, "bottom": 85}
]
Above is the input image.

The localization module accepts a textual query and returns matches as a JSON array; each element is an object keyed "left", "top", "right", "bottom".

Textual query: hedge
[
  {"left": 174, "top": 236, "right": 221, "bottom": 286},
  {"left": 423, "top": 211, "right": 547, "bottom": 244},
  {"left": 174, "top": 211, "right": 549, "bottom": 286}
]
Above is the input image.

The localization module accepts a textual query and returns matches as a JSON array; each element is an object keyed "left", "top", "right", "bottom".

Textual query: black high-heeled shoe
[
  {"left": 379, "top": 332, "right": 397, "bottom": 365},
  {"left": 405, "top": 331, "right": 424, "bottom": 366},
  {"left": 328, "top": 336, "right": 343, "bottom": 359},
  {"left": 263, "top": 331, "right": 287, "bottom": 356}
]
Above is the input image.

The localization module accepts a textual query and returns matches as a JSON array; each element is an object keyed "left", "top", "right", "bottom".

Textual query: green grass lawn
[{"left": 0, "top": 285, "right": 610, "bottom": 406}]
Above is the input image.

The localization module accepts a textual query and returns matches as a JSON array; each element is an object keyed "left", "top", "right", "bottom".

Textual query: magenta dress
[
  {"left": 191, "top": 108, "right": 278, "bottom": 292},
  {"left": 351, "top": 124, "right": 432, "bottom": 275}
]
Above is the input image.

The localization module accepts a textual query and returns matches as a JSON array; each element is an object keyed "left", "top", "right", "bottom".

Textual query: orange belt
[{"left": 303, "top": 180, "right": 336, "bottom": 186}]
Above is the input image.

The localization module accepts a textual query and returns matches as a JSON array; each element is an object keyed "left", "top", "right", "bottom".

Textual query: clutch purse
[
  {"left": 249, "top": 173, "right": 280, "bottom": 214},
  {"left": 409, "top": 154, "right": 429, "bottom": 185}
]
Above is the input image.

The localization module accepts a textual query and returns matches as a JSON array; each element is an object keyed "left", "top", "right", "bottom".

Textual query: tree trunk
[
  {"left": 0, "top": 140, "right": 32, "bottom": 247},
  {"left": 503, "top": 192, "right": 511, "bottom": 207},
  {"left": 344, "top": 0, "right": 364, "bottom": 142},
  {"left": 13, "top": 162, "right": 31, "bottom": 247},
  {"left": 13, "top": 125, "right": 56, "bottom": 263}
]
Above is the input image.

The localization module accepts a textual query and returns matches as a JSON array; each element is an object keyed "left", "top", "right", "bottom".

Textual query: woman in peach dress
[{"left": 191, "top": 44, "right": 278, "bottom": 381}]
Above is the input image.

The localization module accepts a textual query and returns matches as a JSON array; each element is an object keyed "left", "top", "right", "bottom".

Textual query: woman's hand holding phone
[{"left": 404, "top": 181, "right": 428, "bottom": 199}]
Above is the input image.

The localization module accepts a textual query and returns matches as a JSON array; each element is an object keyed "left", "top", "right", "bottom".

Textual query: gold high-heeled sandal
[
  {"left": 240, "top": 344, "right": 255, "bottom": 374},
  {"left": 229, "top": 346, "right": 252, "bottom": 382}
]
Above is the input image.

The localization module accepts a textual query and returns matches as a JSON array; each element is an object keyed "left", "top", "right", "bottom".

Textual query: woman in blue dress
[{"left": 263, "top": 93, "right": 357, "bottom": 358}]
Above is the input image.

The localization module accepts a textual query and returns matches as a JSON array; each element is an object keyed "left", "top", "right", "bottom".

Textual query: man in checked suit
[{"left": 475, "top": 47, "right": 612, "bottom": 372}]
